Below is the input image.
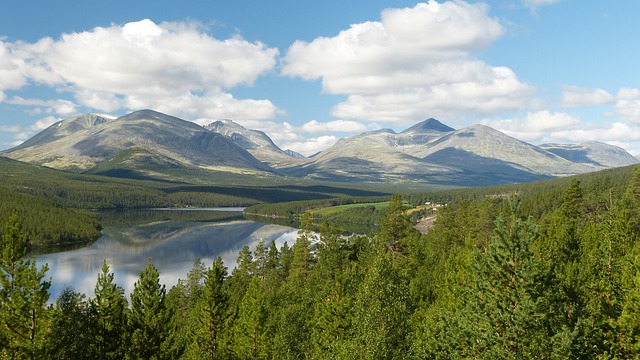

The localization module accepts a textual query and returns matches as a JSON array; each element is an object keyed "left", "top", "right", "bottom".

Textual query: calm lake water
[{"left": 35, "top": 208, "right": 298, "bottom": 301}]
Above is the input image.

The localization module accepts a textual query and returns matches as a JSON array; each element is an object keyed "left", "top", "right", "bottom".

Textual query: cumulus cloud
[
  {"left": 1, "top": 19, "right": 282, "bottom": 121},
  {"left": 0, "top": 40, "right": 29, "bottom": 91},
  {"left": 300, "top": 119, "right": 378, "bottom": 134},
  {"left": 561, "top": 86, "right": 615, "bottom": 108},
  {"left": 479, "top": 111, "right": 640, "bottom": 155},
  {"left": 548, "top": 122, "right": 640, "bottom": 154},
  {"left": 481, "top": 110, "right": 580, "bottom": 143},
  {"left": 280, "top": 135, "right": 340, "bottom": 156},
  {"left": 6, "top": 115, "right": 60, "bottom": 147},
  {"left": 615, "top": 88, "right": 640, "bottom": 123},
  {"left": 6, "top": 96, "right": 78, "bottom": 115},
  {"left": 282, "top": 1, "right": 534, "bottom": 123},
  {"left": 218, "top": 118, "right": 375, "bottom": 156}
]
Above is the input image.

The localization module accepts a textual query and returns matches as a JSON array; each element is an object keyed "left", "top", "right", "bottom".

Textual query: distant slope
[
  {"left": 2, "top": 110, "right": 272, "bottom": 176},
  {"left": 205, "top": 119, "right": 303, "bottom": 168},
  {"left": 539, "top": 141, "right": 639, "bottom": 168},
  {"left": 414, "top": 124, "right": 595, "bottom": 177},
  {"left": 2, "top": 110, "right": 637, "bottom": 187}
]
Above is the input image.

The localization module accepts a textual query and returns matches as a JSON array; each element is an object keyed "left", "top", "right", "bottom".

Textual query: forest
[
  {"left": 0, "top": 157, "right": 388, "bottom": 249},
  {"left": 2, "top": 164, "right": 640, "bottom": 359}
]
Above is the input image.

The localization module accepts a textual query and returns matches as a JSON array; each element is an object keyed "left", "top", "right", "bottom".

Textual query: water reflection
[{"left": 35, "top": 210, "right": 299, "bottom": 301}]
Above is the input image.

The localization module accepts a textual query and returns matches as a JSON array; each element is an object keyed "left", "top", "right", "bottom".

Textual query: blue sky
[{"left": 1, "top": 0, "right": 639, "bottom": 156}]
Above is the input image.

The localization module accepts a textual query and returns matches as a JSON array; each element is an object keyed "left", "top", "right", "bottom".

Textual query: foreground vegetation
[{"left": 2, "top": 164, "right": 640, "bottom": 358}]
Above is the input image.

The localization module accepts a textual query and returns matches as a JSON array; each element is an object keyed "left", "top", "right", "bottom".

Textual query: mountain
[
  {"left": 413, "top": 124, "right": 596, "bottom": 176},
  {"left": 284, "top": 121, "right": 638, "bottom": 185},
  {"left": 1, "top": 110, "right": 272, "bottom": 176},
  {"left": 281, "top": 122, "right": 460, "bottom": 182},
  {"left": 539, "top": 141, "right": 639, "bottom": 168},
  {"left": 2, "top": 110, "right": 637, "bottom": 187},
  {"left": 205, "top": 119, "right": 303, "bottom": 168}
]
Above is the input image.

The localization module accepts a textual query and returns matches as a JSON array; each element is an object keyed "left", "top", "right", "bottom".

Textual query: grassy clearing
[{"left": 311, "top": 201, "right": 389, "bottom": 216}]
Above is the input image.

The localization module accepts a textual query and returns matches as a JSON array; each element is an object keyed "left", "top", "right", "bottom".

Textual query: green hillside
[
  {"left": 4, "top": 164, "right": 640, "bottom": 358},
  {"left": 0, "top": 157, "right": 389, "bottom": 247}
]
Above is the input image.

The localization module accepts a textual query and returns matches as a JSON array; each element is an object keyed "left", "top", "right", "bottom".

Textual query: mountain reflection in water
[{"left": 35, "top": 209, "right": 298, "bottom": 300}]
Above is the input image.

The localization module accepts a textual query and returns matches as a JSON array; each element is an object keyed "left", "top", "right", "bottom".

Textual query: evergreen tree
[
  {"left": 0, "top": 211, "right": 51, "bottom": 360},
  {"left": 617, "top": 254, "right": 640, "bottom": 357},
  {"left": 453, "top": 199, "right": 558, "bottom": 358},
  {"left": 227, "top": 245, "right": 254, "bottom": 314},
  {"left": 348, "top": 252, "right": 411, "bottom": 359},
  {"left": 194, "top": 257, "right": 229, "bottom": 359},
  {"left": 93, "top": 259, "right": 128, "bottom": 360},
  {"left": 128, "top": 259, "right": 172, "bottom": 360},
  {"left": 47, "top": 286, "right": 99, "bottom": 360},
  {"left": 626, "top": 165, "right": 640, "bottom": 210},
  {"left": 165, "top": 258, "right": 206, "bottom": 358},
  {"left": 378, "top": 194, "right": 413, "bottom": 259},
  {"left": 233, "top": 276, "right": 268, "bottom": 359}
]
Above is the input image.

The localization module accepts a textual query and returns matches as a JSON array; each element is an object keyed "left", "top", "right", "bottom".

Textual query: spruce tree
[
  {"left": 48, "top": 286, "right": 99, "bottom": 359},
  {"left": 349, "top": 252, "right": 410, "bottom": 359},
  {"left": 0, "top": 211, "right": 51, "bottom": 360},
  {"left": 93, "top": 259, "right": 128, "bottom": 360},
  {"left": 128, "top": 259, "right": 172, "bottom": 360},
  {"left": 194, "top": 257, "right": 229, "bottom": 359},
  {"left": 233, "top": 276, "right": 268, "bottom": 359},
  {"left": 454, "top": 199, "right": 555, "bottom": 358}
]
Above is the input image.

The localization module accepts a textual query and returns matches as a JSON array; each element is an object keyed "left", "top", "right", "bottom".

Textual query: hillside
[
  {"left": 0, "top": 156, "right": 390, "bottom": 247},
  {"left": 3, "top": 110, "right": 272, "bottom": 176},
  {"left": 8, "top": 163, "right": 640, "bottom": 359},
  {"left": 2, "top": 109, "right": 637, "bottom": 186}
]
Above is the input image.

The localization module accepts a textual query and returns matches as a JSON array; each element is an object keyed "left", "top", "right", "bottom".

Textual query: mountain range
[{"left": 2, "top": 109, "right": 637, "bottom": 186}]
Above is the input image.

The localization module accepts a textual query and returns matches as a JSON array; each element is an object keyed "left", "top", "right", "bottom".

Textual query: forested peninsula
[{"left": 2, "top": 165, "right": 640, "bottom": 358}]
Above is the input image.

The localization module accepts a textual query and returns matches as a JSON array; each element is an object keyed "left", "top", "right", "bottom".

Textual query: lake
[{"left": 35, "top": 208, "right": 299, "bottom": 301}]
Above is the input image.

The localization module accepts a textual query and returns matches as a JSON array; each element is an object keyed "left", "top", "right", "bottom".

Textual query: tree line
[
  {"left": 0, "top": 157, "right": 388, "bottom": 248},
  {"left": 2, "top": 165, "right": 640, "bottom": 358}
]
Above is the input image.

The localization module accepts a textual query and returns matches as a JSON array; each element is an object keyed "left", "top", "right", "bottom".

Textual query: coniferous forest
[{"left": 3, "top": 166, "right": 640, "bottom": 359}]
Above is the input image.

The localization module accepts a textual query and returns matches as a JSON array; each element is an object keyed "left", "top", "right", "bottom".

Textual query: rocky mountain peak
[{"left": 402, "top": 118, "right": 455, "bottom": 133}]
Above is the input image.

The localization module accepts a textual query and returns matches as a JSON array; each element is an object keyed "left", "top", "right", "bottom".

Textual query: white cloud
[
  {"left": 0, "top": 40, "right": 29, "bottom": 91},
  {"left": 300, "top": 119, "right": 378, "bottom": 134},
  {"left": 29, "top": 116, "right": 59, "bottom": 131},
  {"left": 6, "top": 96, "right": 78, "bottom": 115},
  {"left": 480, "top": 111, "right": 640, "bottom": 155},
  {"left": 0, "top": 124, "right": 20, "bottom": 132},
  {"left": 561, "top": 86, "right": 615, "bottom": 108},
  {"left": 548, "top": 122, "right": 640, "bottom": 155},
  {"left": 281, "top": 135, "right": 339, "bottom": 156},
  {"left": 481, "top": 110, "right": 580, "bottom": 143},
  {"left": 4, "top": 115, "right": 60, "bottom": 147},
  {"left": 120, "top": 90, "right": 285, "bottom": 122},
  {"left": 207, "top": 118, "right": 368, "bottom": 156},
  {"left": 615, "top": 88, "right": 640, "bottom": 123},
  {"left": 1, "top": 19, "right": 282, "bottom": 121},
  {"left": 282, "top": 1, "right": 533, "bottom": 123}
]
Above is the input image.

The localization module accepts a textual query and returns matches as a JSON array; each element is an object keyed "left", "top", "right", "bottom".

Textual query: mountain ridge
[{"left": 2, "top": 110, "right": 637, "bottom": 186}]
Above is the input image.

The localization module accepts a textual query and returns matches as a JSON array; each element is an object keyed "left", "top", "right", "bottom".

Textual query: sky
[{"left": 1, "top": 0, "right": 639, "bottom": 156}]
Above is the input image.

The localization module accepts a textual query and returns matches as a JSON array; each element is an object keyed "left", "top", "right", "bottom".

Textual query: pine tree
[
  {"left": 48, "top": 286, "right": 99, "bottom": 359},
  {"left": 194, "top": 257, "right": 229, "bottom": 359},
  {"left": 454, "top": 199, "right": 556, "bottom": 358},
  {"left": 0, "top": 211, "right": 51, "bottom": 360},
  {"left": 93, "top": 259, "right": 128, "bottom": 360},
  {"left": 288, "top": 212, "right": 316, "bottom": 283},
  {"left": 233, "top": 276, "right": 268, "bottom": 359},
  {"left": 128, "top": 259, "right": 172, "bottom": 360},
  {"left": 378, "top": 194, "right": 413, "bottom": 258},
  {"left": 348, "top": 252, "right": 411, "bottom": 359},
  {"left": 165, "top": 258, "right": 206, "bottom": 358}
]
